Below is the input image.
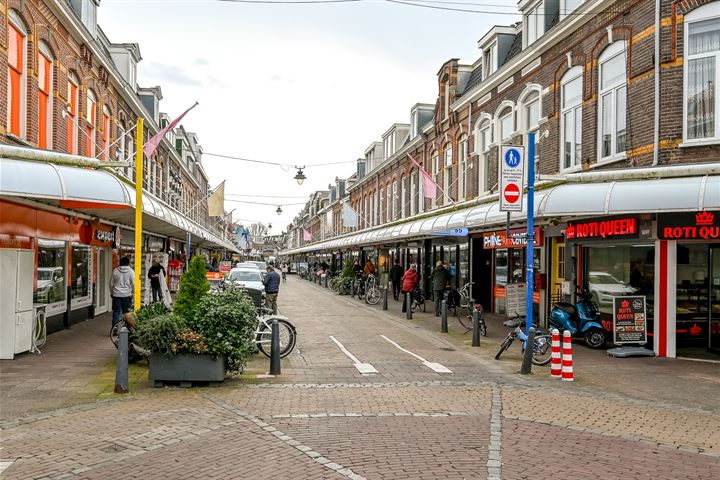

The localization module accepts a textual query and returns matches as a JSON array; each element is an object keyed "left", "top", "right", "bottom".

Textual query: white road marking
[
  {"left": 380, "top": 335, "right": 453, "bottom": 374},
  {"left": 0, "top": 460, "right": 14, "bottom": 474},
  {"left": 329, "top": 336, "right": 378, "bottom": 375}
]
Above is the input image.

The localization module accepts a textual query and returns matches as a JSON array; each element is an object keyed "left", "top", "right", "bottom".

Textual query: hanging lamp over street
[
  {"left": 294, "top": 166, "right": 306, "bottom": 185},
  {"left": 276, "top": 206, "right": 283, "bottom": 215}
]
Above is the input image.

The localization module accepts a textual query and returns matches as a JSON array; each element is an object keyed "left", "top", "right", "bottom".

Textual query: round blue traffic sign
[{"left": 504, "top": 148, "right": 522, "bottom": 168}]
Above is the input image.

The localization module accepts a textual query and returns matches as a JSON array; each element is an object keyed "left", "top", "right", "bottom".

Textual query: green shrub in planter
[
  {"left": 136, "top": 303, "right": 169, "bottom": 324},
  {"left": 189, "top": 287, "right": 258, "bottom": 373},
  {"left": 174, "top": 256, "right": 210, "bottom": 321},
  {"left": 135, "top": 313, "right": 206, "bottom": 356}
]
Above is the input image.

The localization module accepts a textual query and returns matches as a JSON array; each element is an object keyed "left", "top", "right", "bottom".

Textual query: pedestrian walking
[
  {"left": 147, "top": 259, "right": 166, "bottom": 303},
  {"left": 110, "top": 257, "right": 135, "bottom": 327},
  {"left": 390, "top": 260, "right": 404, "bottom": 301},
  {"left": 263, "top": 265, "right": 281, "bottom": 314},
  {"left": 431, "top": 261, "right": 450, "bottom": 317},
  {"left": 401, "top": 264, "right": 419, "bottom": 313},
  {"left": 281, "top": 263, "right": 289, "bottom": 283}
]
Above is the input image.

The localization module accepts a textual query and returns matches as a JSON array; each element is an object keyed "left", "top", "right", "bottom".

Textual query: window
[
  {"left": 598, "top": 42, "right": 627, "bottom": 160},
  {"left": 562, "top": 0, "right": 583, "bottom": 17},
  {"left": 477, "top": 118, "right": 492, "bottom": 195},
  {"left": 431, "top": 151, "right": 440, "bottom": 207},
  {"left": 67, "top": 72, "right": 79, "bottom": 154},
  {"left": 7, "top": 12, "right": 26, "bottom": 138},
  {"left": 35, "top": 240, "right": 67, "bottom": 316},
  {"left": 444, "top": 143, "right": 452, "bottom": 203},
  {"left": 386, "top": 184, "right": 392, "bottom": 223},
  {"left": 101, "top": 106, "right": 110, "bottom": 160},
  {"left": 71, "top": 243, "right": 92, "bottom": 306},
  {"left": 499, "top": 106, "right": 514, "bottom": 142},
  {"left": 411, "top": 171, "right": 418, "bottom": 216},
  {"left": 444, "top": 82, "right": 450, "bottom": 119},
  {"left": 38, "top": 44, "right": 53, "bottom": 149},
  {"left": 526, "top": 2, "right": 544, "bottom": 46},
  {"left": 401, "top": 175, "right": 408, "bottom": 217},
  {"left": 458, "top": 136, "right": 468, "bottom": 200},
  {"left": 483, "top": 44, "right": 496, "bottom": 79},
  {"left": 392, "top": 180, "right": 399, "bottom": 220},
  {"left": 523, "top": 90, "right": 541, "bottom": 138},
  {"left": 685, "top": 6, "right": 720, "bottom": 142},
  {"left": 560, "top": 67, "right": 583, "bottom": 169},
  {"left": 85, "top": 89, "right": 97, "bottom": 158}
]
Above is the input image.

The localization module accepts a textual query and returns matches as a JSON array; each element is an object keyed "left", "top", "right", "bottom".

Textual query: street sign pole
[
  {"left": 133, "top": 118, "right": 144, "bottom": 311},
  {"left": 524, "top": 133, "right": 536, "bottom": 337}
]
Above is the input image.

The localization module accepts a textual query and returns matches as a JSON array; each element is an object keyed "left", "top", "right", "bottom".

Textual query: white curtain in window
[
  {"left": 688, "top": 57, "right": 716, "bottom": 139},
  {"left": 689, "top": 19, "right": 720, "bottom": 55}
]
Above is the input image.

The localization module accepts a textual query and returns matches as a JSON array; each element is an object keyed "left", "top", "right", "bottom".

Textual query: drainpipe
[{"left": 653, "top": 0, "right": 660, "bottom": 165}]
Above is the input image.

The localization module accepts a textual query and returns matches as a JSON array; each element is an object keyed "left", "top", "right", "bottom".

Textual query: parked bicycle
[
  {"left": 365, "top": 274, "right": 381, "bottom": 305},
  {"left": 494, "top": 320, "right": 552, "bottom": 366},
  {"left": 411, "top": 287, "right": 426, "bottom": 312},
  {"left": 455, "top": 282, "right": 487, "bottom": 335},
  {"left": 254, "top": 304, "right": 297, "bottom": 358}
]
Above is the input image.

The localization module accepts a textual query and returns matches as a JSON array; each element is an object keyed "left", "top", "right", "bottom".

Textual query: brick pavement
[{"left": 1, "top": 275, "right": 719, "bottom": 479}]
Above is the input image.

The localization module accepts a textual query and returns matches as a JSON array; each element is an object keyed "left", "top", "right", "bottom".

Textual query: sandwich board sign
[{"left": 499, "top": 145, "right": 525, "bottom": 212}]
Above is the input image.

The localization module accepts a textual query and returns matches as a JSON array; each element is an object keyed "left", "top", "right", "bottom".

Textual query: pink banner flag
[
  {"left": 303, "top": 229, "right": 312, "bottom": 241},
  {"left": 143, "top": 102, "right": 199, "bottom": 158},
  {"left": 408, "top": 155, "right": 437, "bottom": 199}
]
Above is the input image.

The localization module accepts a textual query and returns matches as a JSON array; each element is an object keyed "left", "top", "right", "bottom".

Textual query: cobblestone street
[{"left": 1, "top": 276, "right": 719, "bottom": 479}]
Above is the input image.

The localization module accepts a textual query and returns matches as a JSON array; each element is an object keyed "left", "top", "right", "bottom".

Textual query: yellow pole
[{"left": 133, "top": 118, "right": 144, "bottom": 311}]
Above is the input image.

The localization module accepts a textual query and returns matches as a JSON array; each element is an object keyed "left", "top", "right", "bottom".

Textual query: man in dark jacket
[
  {"left": 431, "top": 261, "right": 450, "bottom": 316},
  {"left": 147, "top": 260, "right": 166, "bottom": 303},
  {"left": 263, "top": 266, "right": 281, "bottom": 314},
  {"left": 389, "top": 261, "right": 405, "bottom": 301}
]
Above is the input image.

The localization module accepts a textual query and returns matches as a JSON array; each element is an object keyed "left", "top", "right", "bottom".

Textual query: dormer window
[
  {"left": 483, "top": 44, "right": 497, "bottom": 79},
  {"left": 69, "top": 0, "right": 97, "bottom": 36},
  {"left": 561, "top": 0, "right": 583, "bottom": 19},
  {"left": 526, "top": 2, "right": 544, "bottom": 46}
]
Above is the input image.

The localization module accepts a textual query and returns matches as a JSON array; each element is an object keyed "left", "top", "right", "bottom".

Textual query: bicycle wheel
[
  {"left": 256, "top": 319, "right": 297, "bottom": 358},
  {"left": 456, "top": 306, "right": 472, "bottom": 330},
  {"left": 366, "top": 287, "right": 381, "bottom": 305},
  {"left": 531, "top": 334, "right": 553, "bottom": 366},
  {"left": 110, "top": 321, "right": 122, "bottom": 347},
  {"left": 494, "top": 333, "right": 515, "bottom": 360}
]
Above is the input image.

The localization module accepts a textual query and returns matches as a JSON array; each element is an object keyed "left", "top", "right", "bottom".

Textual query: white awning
[{"left": 1, "top": 158, "right": 238, "bottom": 252}]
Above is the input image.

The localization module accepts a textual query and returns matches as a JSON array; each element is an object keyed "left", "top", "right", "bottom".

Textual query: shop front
[
  {"left": 656, "top": 210, "right": 720, "bottom": 358},
  {"left": 481, "top": 227, "right": 544, "bottom": 321}
]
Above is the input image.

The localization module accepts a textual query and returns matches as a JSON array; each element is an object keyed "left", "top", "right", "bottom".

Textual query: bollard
[
  {"left": 324, "top": 274, "right": 328, "bottom": 288},
  {"left": 441, "top": 300, "right": 448, "bottom": 333},
  {"left": 472, "top": 308, "right": 481, "bottom": 347},
  {"left": 405, "top": 292, "right": 412, "bottom": 319},
  {"left": 383, "top": 285, "right": 388, "bottom": 311},
  {"left": 550, "top": 329, "right": 562, "bottom": 378},
  {"left": 351, "top": 280, "right": 356, "bottom": 298},
  {"left": 114, "top": 326, "right": 129, "bottom": 394},
  {"left": 520, "top": 326, "right": 536, "bottom": 375},
  {"left": 561, "top": 330, "right": 573, "bottom": 381},
  {"left": 270, "top": 318, "right": 281, "bottom": 375}
]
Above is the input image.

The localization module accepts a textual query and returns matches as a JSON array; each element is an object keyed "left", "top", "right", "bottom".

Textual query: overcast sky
[{"left": 100, "top": 0, "right": 520, "bottom": 233}]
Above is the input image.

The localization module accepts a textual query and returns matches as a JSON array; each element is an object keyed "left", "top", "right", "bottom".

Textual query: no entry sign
[{"left": 499, "top": 145, "right": 525, "bottom": 212}]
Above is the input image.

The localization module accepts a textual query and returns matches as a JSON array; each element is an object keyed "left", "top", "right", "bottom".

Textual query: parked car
[
  {"left": 247, "top": 261, "right": 268, "bottom": 271},
  {"left": 227, "top": 267, "right": 265, "bottom": 292},
  {"left": 588, "top": 271, "right": 638, "bottom": 307},
  {"left": 35, "top": 267, "right": 64, "bottom": 303},
  {"left": 235, "top": 262, "right": 261, "bottom": 270}
]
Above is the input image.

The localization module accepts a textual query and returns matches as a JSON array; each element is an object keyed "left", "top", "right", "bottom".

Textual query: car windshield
[
  {"left": 590, "top": 274, "right": 623, "bottom": 285},
  {"left": 38, "top": 269, "right": 53, "bottom": 280},
  {"left": 228, "top": 270, "right": 261, "bottom": 282},
  {"left": 251, "top": 262, "right": 267, "bottom": 270}
]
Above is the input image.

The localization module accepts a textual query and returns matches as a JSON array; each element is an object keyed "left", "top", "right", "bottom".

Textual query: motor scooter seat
[{"left": 554, "top": 302, "right": 577, "bottom": 317}]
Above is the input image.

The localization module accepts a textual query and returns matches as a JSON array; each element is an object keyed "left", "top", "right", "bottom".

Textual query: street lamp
[
  {"left": 294, "top": 166, "right": 306, "bottom": 185},
  {"left": 276, "top": 206, "right": 283, "bottom": 215}
]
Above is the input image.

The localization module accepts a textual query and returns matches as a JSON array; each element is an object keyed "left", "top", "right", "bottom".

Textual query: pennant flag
[
  {"left": 208, "top": 181, "right": 225, "bottom": 217},
  {"left": 143, "top": 102, "right": 199, "bottom": 158},
  {"left": 408, "top": 155, "right": 437, "bottom": 199},
  {"left": 303, "top": 229, "right": 312, "bottom": 241},
  {"left": 342, "top": 201, "right": 358, "bottom": 228}
]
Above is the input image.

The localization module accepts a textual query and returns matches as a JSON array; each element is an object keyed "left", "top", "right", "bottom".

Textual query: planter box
[{"left": 149, "top": 353, "right": 225, "bottom": 383}]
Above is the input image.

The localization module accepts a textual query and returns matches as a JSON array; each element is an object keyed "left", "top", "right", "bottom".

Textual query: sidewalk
[{"left": 303, "top": 278, "right": 720, "bottom": 410}]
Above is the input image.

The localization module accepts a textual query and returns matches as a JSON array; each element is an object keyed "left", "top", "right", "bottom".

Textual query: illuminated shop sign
[
  {"left": 657, "top": 211, "right": 720, "bottom": 240},
  {"left": 483, "top": 227, "right": 544, "bottom": 249},
  {"left": 565, "top": 216, "right": 638, "bottom": 240}
]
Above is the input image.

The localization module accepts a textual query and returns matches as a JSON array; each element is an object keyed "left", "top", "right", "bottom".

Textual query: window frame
[
  {"left": 431, "top": 151, "right": 440, "bottom": 208},
  {"left": 525, "top": 1, "right": 544, "bottom": 47},
  {"left": 101, "top": 105, "right": 111, "bottom": 160},
  {"left": 458, "top": 136, "right": 468, "bottom": 201},
  {"left": 597, "top": 41, "right": 628, "bottom": 162},
  {"left": 85, "top": 88, "right": 97, "bottom": 158},
  {"left": 66, "top": 72, "right": 80, "bottom": 155},
  {"left": 38, "top": 42, "right": 54, "bottom": 149},
  {"left": 560, "top": 66, "right": 583, "bottom": 171},
  {"left": 496, "top": 103, "right": 515, "bottom": 143},
  {"left": 683, "top": 4, "right": 720, "bottom": 144},
  {"left": 7, "top": 12, "right": 27, "bottom": 139},
  {"left": 475, "top": 116, "right": 493, "bottom": 196}
]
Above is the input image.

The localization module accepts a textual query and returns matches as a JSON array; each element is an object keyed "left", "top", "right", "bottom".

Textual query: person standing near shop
[
  {"left": 431, "top": 261, "right": 450, "bottom": 317},
  {"left": 147, "top": 259, "right": 166, "bottom": 303},
  {"left": 401, "top": 264, "right": 419, "bottom": 313},
  {"left": 390, "top": 260, "right": 405, "bottom": 301},
  {"left": 364, "top": 259, "right": 376, "bottom": 276},
  {"left": 263, "top": 265, "right": 281, "bottom": 314},
  {"left": 110, "top": 257, "right": 135, "bottom": 327}
]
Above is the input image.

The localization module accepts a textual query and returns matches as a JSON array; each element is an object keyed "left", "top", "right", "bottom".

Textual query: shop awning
[
  {"left": 281, "top": 175, "right": 720, "bottom": 255},
  {"left": 0, "top": 158, "right": 239, "bottom": 253}
]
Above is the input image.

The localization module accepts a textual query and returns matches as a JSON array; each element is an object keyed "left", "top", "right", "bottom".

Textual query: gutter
[{"left": 0, "top": 144, "right": 129, "bottom": 169}]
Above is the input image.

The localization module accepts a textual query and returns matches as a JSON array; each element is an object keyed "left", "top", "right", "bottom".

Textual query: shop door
[
  {"left": 95, "top": 248, "right": 110, "bottom": 315},
  {"left": 550, "top": 239, "right": 566, "bottom": 303},
  {"left": 710, "top": 246, "right": 720, "bottom": 354}
]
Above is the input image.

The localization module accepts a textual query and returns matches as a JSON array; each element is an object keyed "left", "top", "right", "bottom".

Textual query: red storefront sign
[
  {"left": 565, "top": 216, "right": 638, "bottom": 240},
  {"left": 483, "top": 227, "right": 544, "bottom": 249},
  {"left": 657, "top": 211, "right": 720, "bottom": 240},
  {"left": 0, "top": 234, "right": 32, "bottom": 249}
]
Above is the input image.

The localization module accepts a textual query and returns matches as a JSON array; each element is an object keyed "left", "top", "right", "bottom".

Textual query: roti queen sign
[{"left": 499, "top": 145, "right": 525, "bottom": 212}]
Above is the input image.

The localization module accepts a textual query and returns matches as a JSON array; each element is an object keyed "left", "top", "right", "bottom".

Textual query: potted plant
[{"left": 136, "top": 257, "right": 258, "bottom": 385}]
